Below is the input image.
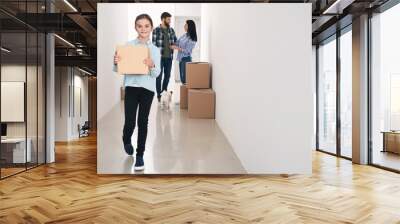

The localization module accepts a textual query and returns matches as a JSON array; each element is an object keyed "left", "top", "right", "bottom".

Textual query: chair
[{"left": 78, "top": 121, "right": 90, "bottom": 138}]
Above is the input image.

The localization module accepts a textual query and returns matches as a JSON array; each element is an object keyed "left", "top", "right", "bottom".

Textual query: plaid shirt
[{"left": 152, "top": 25, "right": 177, "bottom": 58}]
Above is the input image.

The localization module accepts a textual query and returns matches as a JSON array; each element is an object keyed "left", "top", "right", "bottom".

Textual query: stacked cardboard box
[
  {"left": 188, "top": 89, "right": 215, "bottom": 119},
  {"left": 180, "top": 84, "right": 188, "bottom": 109},
  {"left": 186, "top": 63, "right": 211, "bottom": 89},
  {"left": 180, "top": 62, "right": 215, "bottom": 119}
]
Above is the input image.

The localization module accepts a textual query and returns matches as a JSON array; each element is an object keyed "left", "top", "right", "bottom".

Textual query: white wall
[
  {"left": 1, "top": 66, "right": 25, "bottom": 124},
  {"left": 55, "top": 67, "right": 69, "bottom": 141},
  {"left": 312, "top": 45, "right": 317, "bottom": 149},
  {"left": 202, "top": 4, "right": 313, "bottom": 174},
  {"left": 46, "top": 32, "right": 55, "bottom": 163},
  {"left": 97, "top": 4, "right": 129, "bottom": 121},
  {"left": 175, "top": 4, "right": 201, "bottom": 16},
  {"left": 200, "top": 4, "right": 210, "bottom": 61},
  {"left": 55, "top": 67, "right": 89, "bottom": 141},
  {"left": 72, "top": 73, "right": 89, "bottom": 138}
]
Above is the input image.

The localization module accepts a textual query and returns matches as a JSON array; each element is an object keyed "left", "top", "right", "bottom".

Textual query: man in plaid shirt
[{"left": 152, "top": 12, "right": 177, "bottom": 101}]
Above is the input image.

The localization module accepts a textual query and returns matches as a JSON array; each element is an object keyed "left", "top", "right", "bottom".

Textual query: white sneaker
[{"left": 134, "top": 156, "right": 145, "bottom": 171}]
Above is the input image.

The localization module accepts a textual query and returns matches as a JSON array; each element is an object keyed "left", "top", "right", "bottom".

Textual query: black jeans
[
  {"left": 156, "top": 57, "right": 173, "bottom": 98},
  {"left": 123, "top": 87, "right": 154, "bottom": 156}
]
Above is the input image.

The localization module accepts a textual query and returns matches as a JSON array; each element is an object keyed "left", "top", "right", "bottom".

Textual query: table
[
  {"left": 1, "top": 138, "right": 31, "bottom": 163},
  {"left": 382, "top": 131, "right": 400, "bottom": 154}
]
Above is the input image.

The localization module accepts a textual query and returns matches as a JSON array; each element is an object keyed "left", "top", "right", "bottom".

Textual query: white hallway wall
[{"left": 201, "top": 4, "right": 313, "bottom": 174}]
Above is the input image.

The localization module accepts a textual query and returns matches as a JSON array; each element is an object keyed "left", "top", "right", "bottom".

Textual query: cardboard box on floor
[
  {"left": 116, "top": 45, "right": 149, "bottom": 75},
  {"left": 188, "top": 89, "right": 215, "bottom": 119},
  {"left": 186, "top": 62, "right": 211, "bottom": 89},
  {"left": 180, "top": 84, "right": 188, "bottom": 109}
]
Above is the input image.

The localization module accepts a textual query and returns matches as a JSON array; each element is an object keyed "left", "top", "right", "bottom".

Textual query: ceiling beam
[
  {"left": 322, "top": 0, "right": 356, "bottom": 14},
  {"left": 55, "top": 55, "right": 96, "bottom": 69},
  {"left": 67, "top": 13, "right": 97, "bottom": 40}
]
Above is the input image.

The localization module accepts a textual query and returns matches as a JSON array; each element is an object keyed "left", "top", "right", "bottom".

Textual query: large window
[
  {"left": 340, "top": 28, "right": 352, "bottom": 158},
  {"left": 318, "top": 36, "right": 337, "bottom": 154},
  {"left": 0, "top": 1, "right": 46, "bottom": 179},
  {"left": 370, "top": 3, "right": 400, "bottom": 171},
  {"left": 317, "top": 26, "right": 353, "bottom": 159}
]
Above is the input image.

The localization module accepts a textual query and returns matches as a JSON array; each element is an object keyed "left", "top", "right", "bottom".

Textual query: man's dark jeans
[
  {"left": 122, "top": 86, "right": 154, "bottom": 157},
  {"left": 156, "top": 57, "right": 173, "bottom": 98}
]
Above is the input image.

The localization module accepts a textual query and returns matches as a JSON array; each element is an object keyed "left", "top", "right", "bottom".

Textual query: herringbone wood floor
[{"left": 1, "top": 134, "right": 400, "bottom": 224}]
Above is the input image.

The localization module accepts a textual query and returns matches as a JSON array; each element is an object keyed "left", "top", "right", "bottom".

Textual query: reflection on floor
[
  {"left": 98, "top": 99, "right": 246, "bottom": 174},
  {"left": 340, "top": 148, "right": 352, "bottom": 159},
  {"left": 0, "top": 167, "right": 25, "bottom": 178},
  {"left": 373, "top": 150, "right": 400, "bottom": 171},
  {"left": 0, "top": 162, "right": 44, "bottom": 178}
]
